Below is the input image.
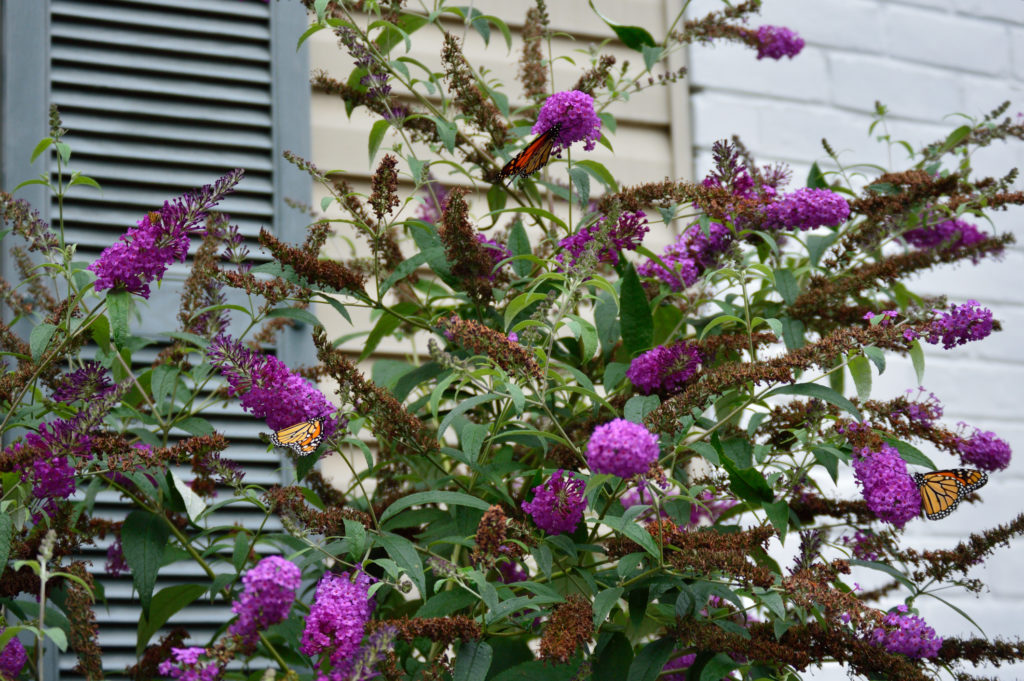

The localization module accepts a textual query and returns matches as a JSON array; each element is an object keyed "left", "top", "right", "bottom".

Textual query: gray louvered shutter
[{"left": 2, "top": 1, "right": 311, "bottom": 678}]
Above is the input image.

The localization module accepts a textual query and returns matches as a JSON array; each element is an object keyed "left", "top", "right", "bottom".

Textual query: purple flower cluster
[
  {"left": 901, "top": 388, "right": 943, "bottom": 427},
  {"left": 587, "top": 419, "right": 660, "bottom": 478},
  {"left": 626, "top": 342, "right": 701, "bottom": 395},
  {"left": 851, "top": 444, "right": 921, "bottom": 528},
  {"left": 0, "top": 628, "right": 27, "bottom": 680},
  {"left": 638, "top": 221, "right": 732, "bottom": 291},
  {"left": 207, "top": 334, "right": 337, "bottom": 432},
  {"left": 476, "top": 233, "right": 511, "bottom": 279},
  {"left": 301, "top": 570, "right": 375, "bottom": 681},
  {"left": 4, "top": 418, "right": 91, "bottom": 519},
  {"left": 348, "top": 625, "right": 397, "bottom": 681},
  {"left": 416, "top": 179, "right": 449, "bottom": 225},
  {"left": 957, "top": 427, "right": 1012, "bottom": 471},
  {"left": 51, "top": 361, "right": 115, "bottom": 403},
  {"left": 229, "top": 556, "right": 302, "bottom": 644},
  {"left": 868, "top": 605, "right": 942, "bottom": 659},
  {"left": 157, "top": 647, "right": 221, "bottom": 681},
  {"left": 842, "top": 530, "right": 880, "bottom": 562},
  {"left": 521, "top": 469, "right": 587, "bottom": 534},
  {"left": 533, "top": 90, "right": 602, "bottom": 152},
  {"left": 689, "top": 489, "right": 739, "bottom": 526},
  {"left": 761, "top": 188, "right": 850, "bottom": 231},
  {"left": 497, "top": 561, "right": 529, "bottom": 584},
  {"left": 904, "top": 218, "right": 986, "bottom": 254},
  {"left": 662, "top": 653, "right": 696, "bottom": 681},
  {"left": 557, "top": 210, "right": 649, "bottom": 268},
  {"left": 89, "top": 169, "right": 243, "bottom": 298},
  {"left": 925, "top": 300, "right": 993, "bottom": 349},
  {"left": 754, "top": 25, "right": 805, "bottom": 60}
]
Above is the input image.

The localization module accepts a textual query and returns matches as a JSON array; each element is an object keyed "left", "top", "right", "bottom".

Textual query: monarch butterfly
[
  {"left": 914, "top": 468, "right": 988, "bottom": 520},
  {"left": 270, "top": 418, "right": 325, "bottom": 456},
  {"left": 497, "top": 123, "right": 562, "bottom": 181}
]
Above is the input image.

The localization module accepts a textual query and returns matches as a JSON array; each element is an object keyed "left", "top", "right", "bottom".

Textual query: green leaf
[
  {"left": 774, "top": 269, "right": 799, "bottom": 305},
  {"left": 121, "top": 510, "right": 171, "bottom": 615},
  {"left": 267, "top": 306, "right": 322, "bottom": 326},
  {"left": 812, "top": 446, "right": 840, "bottom": 482},
  {"left": 850, "top": 559, "right": 915, "bottom": 590},
  {"left": 29, "top": 323, "right": 58, "bottom": 362},
  {"left": 461, "top": 422, "right": 489, "bottom": 463},
  {"left": 627, "top": 637, "right": 675, "bottom": 681},
  {"left": 882, "top": 436, "right": 936, "bottom": 470},
  {"left": 700, "top": 653, "right": 739, "bottom": 681},
  {"left": 624, "top": 394, "right": 660, "bottom": 423},
  {"left": 721, "top": 458, "right": 774, "bottom": 503},
  {"left": 601, "top": 516, "right": 660, "bottom": 558},
  {"left": 380, "top": 248, "right": 437, "bottom": 296},
  {"left": 379, "top": 532, "right": 426, "bottom": 596},
  {"left": 765, "top": 382, "right": 862, "bottom": 421},
  {"left": 863, "top": 345, "right": 886, "bottom": 374},
  {"left": 369, "top": 119, "right": 390, "bottom": 162},
  {"left": 504, "top": 292, "right": 547, "bottom": 331},
  {"left": 762, "top": 499, "right": 789, "bottom": 543},
  {"left": 594, "top": 632, "right": 634, "bottom": 681},
  {"left": 359, "top": 304, "right": 415, "bottom": 362},
  {"left": 491, "top": 661, "right": 575, "bottom": 681},
  {"left": 806, "top": 232, "right": 838, "bottom": 268},
  {"left": 107, "top": 290, "right": 133, "bottom": 349},
  {"left": 170, "top": 472, "right": 206, "bottom": 522},
  {"left": 619, "top": 264, "right": 653, "bottom": 354},
  {"left": 806, "top": 161, "right": 828, "bottom": 189},
  {"left": 30, "top": 137, "right": 53, "bottom": 162},
  {"left": 416, "top": 589, "right": 477, "bottom": 617},
  {"left": 379, "top": 491, "right": 492, "bottom": 524},
  {"left": 429, "top": 115, "right": 457, "bottom": 152},
  {"left": 454, "top": 640, "right": 493, "bottom": 681},
  {"left": 507, "top": 221, "right": 532, "bottom": 278},
  {"left": 568, "top": 167, "right": 590, "bottom": 209},
  {"left": 44, "top": 626, "right": 68, "bottom": 652},
  {"left": 89, "top": 314, "right": 111, "bottom": 349},
  {"left": 177, "top": 416, "right": 214, "bottom": 436},
  {"left": 848, "top": 354, "right": 872, "bottom": 401},
  {"left": 938, "top": 124, "right": 972, "bottom": 154},
  {"left": 588, "top": 0, "right": 657, "bottom": 51},
  {"left": 438, "top": 394, "right": 502, "bottom": 440},
  {"left": 641, "top": 44, "right": 662, "bottom": 71},
  {"left": 575, "top": 160, "right": 619, "bottom": 191},
  {"left": 592, "top": 586, "right": 623, "bottom": 627},
  {"left": 688, "top": 441, "right": 720, "bottom": 466},
  {"left": 699, "top": 314, "right": 746, "bottom": 340},
  {"left": 0, "top": 513, "right": 11, "bottom": 576},
  {"left": 910, "top": 339, "right": 925, "bottom": 384},
  {"left": 136, "top": 584, "right": 207, "bottom": 655}
]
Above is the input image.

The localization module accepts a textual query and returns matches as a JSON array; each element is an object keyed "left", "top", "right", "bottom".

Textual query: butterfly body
[
  {"left": 914, "top": 468, "right": 987, "bottom": 520},
  {"left": 497, "top": 123, "right": 561, "bottom": 181},
  {"left": 270, "top": 418, "right": 325, "bottom": 455}
]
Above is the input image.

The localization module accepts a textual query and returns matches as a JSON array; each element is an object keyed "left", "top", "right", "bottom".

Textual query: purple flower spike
[
  {"left": 157, "top": 647, "right": 222, "bottom": 681},
  {"left": 755, "top": 26, "right": 805, "bottom": 60},
  {"left": 904, "top": 218, "right": 986, "bottom": 255},
  {"left": 51, "top": 361, "right": 115, "bottom": 403},
  {"left": 626, "top": 342, "right": 701, "bottom": 395},
  {"left": 587, "top": 418, "right": 659, "bottom": 478},
  {"left": 532, "top": 90, "right": 602, "bottom": 152},
  {"left": 868, "top": 605, "right": 942, "bottom": 659},
  {"left": 926, "top": 300, "right": 993, "bottom": 349},
  {"left": 89, "top": 169, "right": 244, "bottom": 298},
  {"left": 206, "top": 334, "right": 337, "bottom": 433},
  {"left": 958, "top": 428, "right": 1011, "bottom": 471},
  {"left": 637, "top": 221, "right": 732, "bottom": 291},
  {"left": 851, "top": 445, "right": 921, "bottom": 528},
  {"left": 0, "top": 628, "right": 27, "bottom": 680},
  {"left": 229, "top": 556, "right": 302, "bottom": 644},
  {"left": 761, "top": 188, "right": 850, "bottom": 231},
  {"left": 522, "top": 469, "right": 588, "bottom": 534},
  {"left": 557, "top": 210, "right": 650, "bottom": 268},
  {"left": 476, "top": 233, "right": 511, "bottom": 279},
  {"left": 301, "top": 571, "right": 375, "bottom": 681}
]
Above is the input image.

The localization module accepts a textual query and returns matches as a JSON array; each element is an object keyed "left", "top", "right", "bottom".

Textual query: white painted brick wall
[{"left": 688, "top": 2, "right": 1024, "bottom": 677}]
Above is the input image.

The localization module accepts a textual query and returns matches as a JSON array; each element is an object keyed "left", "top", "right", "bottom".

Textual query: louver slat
[{"left": 43, "top": 1, "right": 307, "bottom": 678}]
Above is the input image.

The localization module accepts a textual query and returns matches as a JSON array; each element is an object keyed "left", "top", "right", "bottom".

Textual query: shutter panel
[{"left": 31, "top": 1, "right": 310, "bottom": 678}]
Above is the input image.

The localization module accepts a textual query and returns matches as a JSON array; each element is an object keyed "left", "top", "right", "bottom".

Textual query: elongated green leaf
[
  {"left": 137, "top": 584, "right": 207, "bottom": 654},
  {"left": 491, "top": 661, "right": 575, "bottom": 681},
  {"left": 121, "top": 510, "right": 170, "bottom": 614},
  {"left": 507, "top": 221, "right": 532, "bottom": 278},
  {"left": 848, "top": 355, "right": 872, "bottom": 401},
  {"left": 765, "top": 382, "right": 862, "bottom": 421},
  {"left": 721, "top": 457, "right": 773, "bottom": 503},
  {"left": 592, "top": 586, "right": 623, "bottom": 627},
  {"left": 0, "top": 513, "right": 11, "bottom": 576},
  {"left": 438, "top": 394, "right": 501, "bottom": 440},
  {"left": 359, "top": 304, "right": 414, "bottom": 362},
  {"left": 774, "top": 269, "right": 799, "bottom": 305},
  {"left": 910, "top": 339, "right": 925, "bottom": 384},
  {"left": 380, "top": 491, "right": 491, "bottom": 524},
  {"left": 588, "top": 0, "right": 656, "bottom": 51},
  {"left": 504, "top": 292, "right": 547, "bottom": 330},
  {"left": 762, "top": 499, "right": 789, "bottom": 543},
  {"left": 267, "top": 306, "right": 321, "bottom": 326},
  {"left": 369, "top": 119, "right": 389, "bottom": 162},
  {"left": 882, "top": 436, "right": 936, "bottom": 470},
  {"left": 170, "top": 472, "right": 206, "bottom": 522},
  {"left": 627, "top": 637, "right": 675, "bottom": 681},
  {"left": 699, "top": 653, "right": 739, "bottom": 681},
  {"left": 461, "top": 422, "right": 489, "bottom": 463},
  {"left": 807, "top": 161, "right": 828, "bottom": 189},
  {"left": 850, "top": 559, "right": 915, "bottom": 590},
  {"left": 107, "top": 291, "right": 133, "bottom": 348},
  {"left": 620, "top": 264, "right": 652, "bottom": 354},
  {"left": 454, "top": 640, "right": 493, "bottom": 681},
  {"left": 29, "top": 323, "right": 58, "bottom": 361},
  {"left": 416, "top": 589, "right": 477, "bottom": 618},
  {"left": 379, "top": 532, "right": 426, "bottom": 596},
  {"left": 601, "top": 516, "right": 659, "bottom": 558}
]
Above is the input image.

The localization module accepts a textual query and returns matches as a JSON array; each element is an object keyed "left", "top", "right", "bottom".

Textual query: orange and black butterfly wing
[
  {"left": 270, "top": 418, "right": 325, "bottom": 455},
  {"left": 950, "top": 468, "right": 988, "bottom": 493},
  {"left": 914, "top": 471, "right": 963, "bottom": 520},
  {"left": 497, "top": 123, "right": 561, "bottom": 181}
]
